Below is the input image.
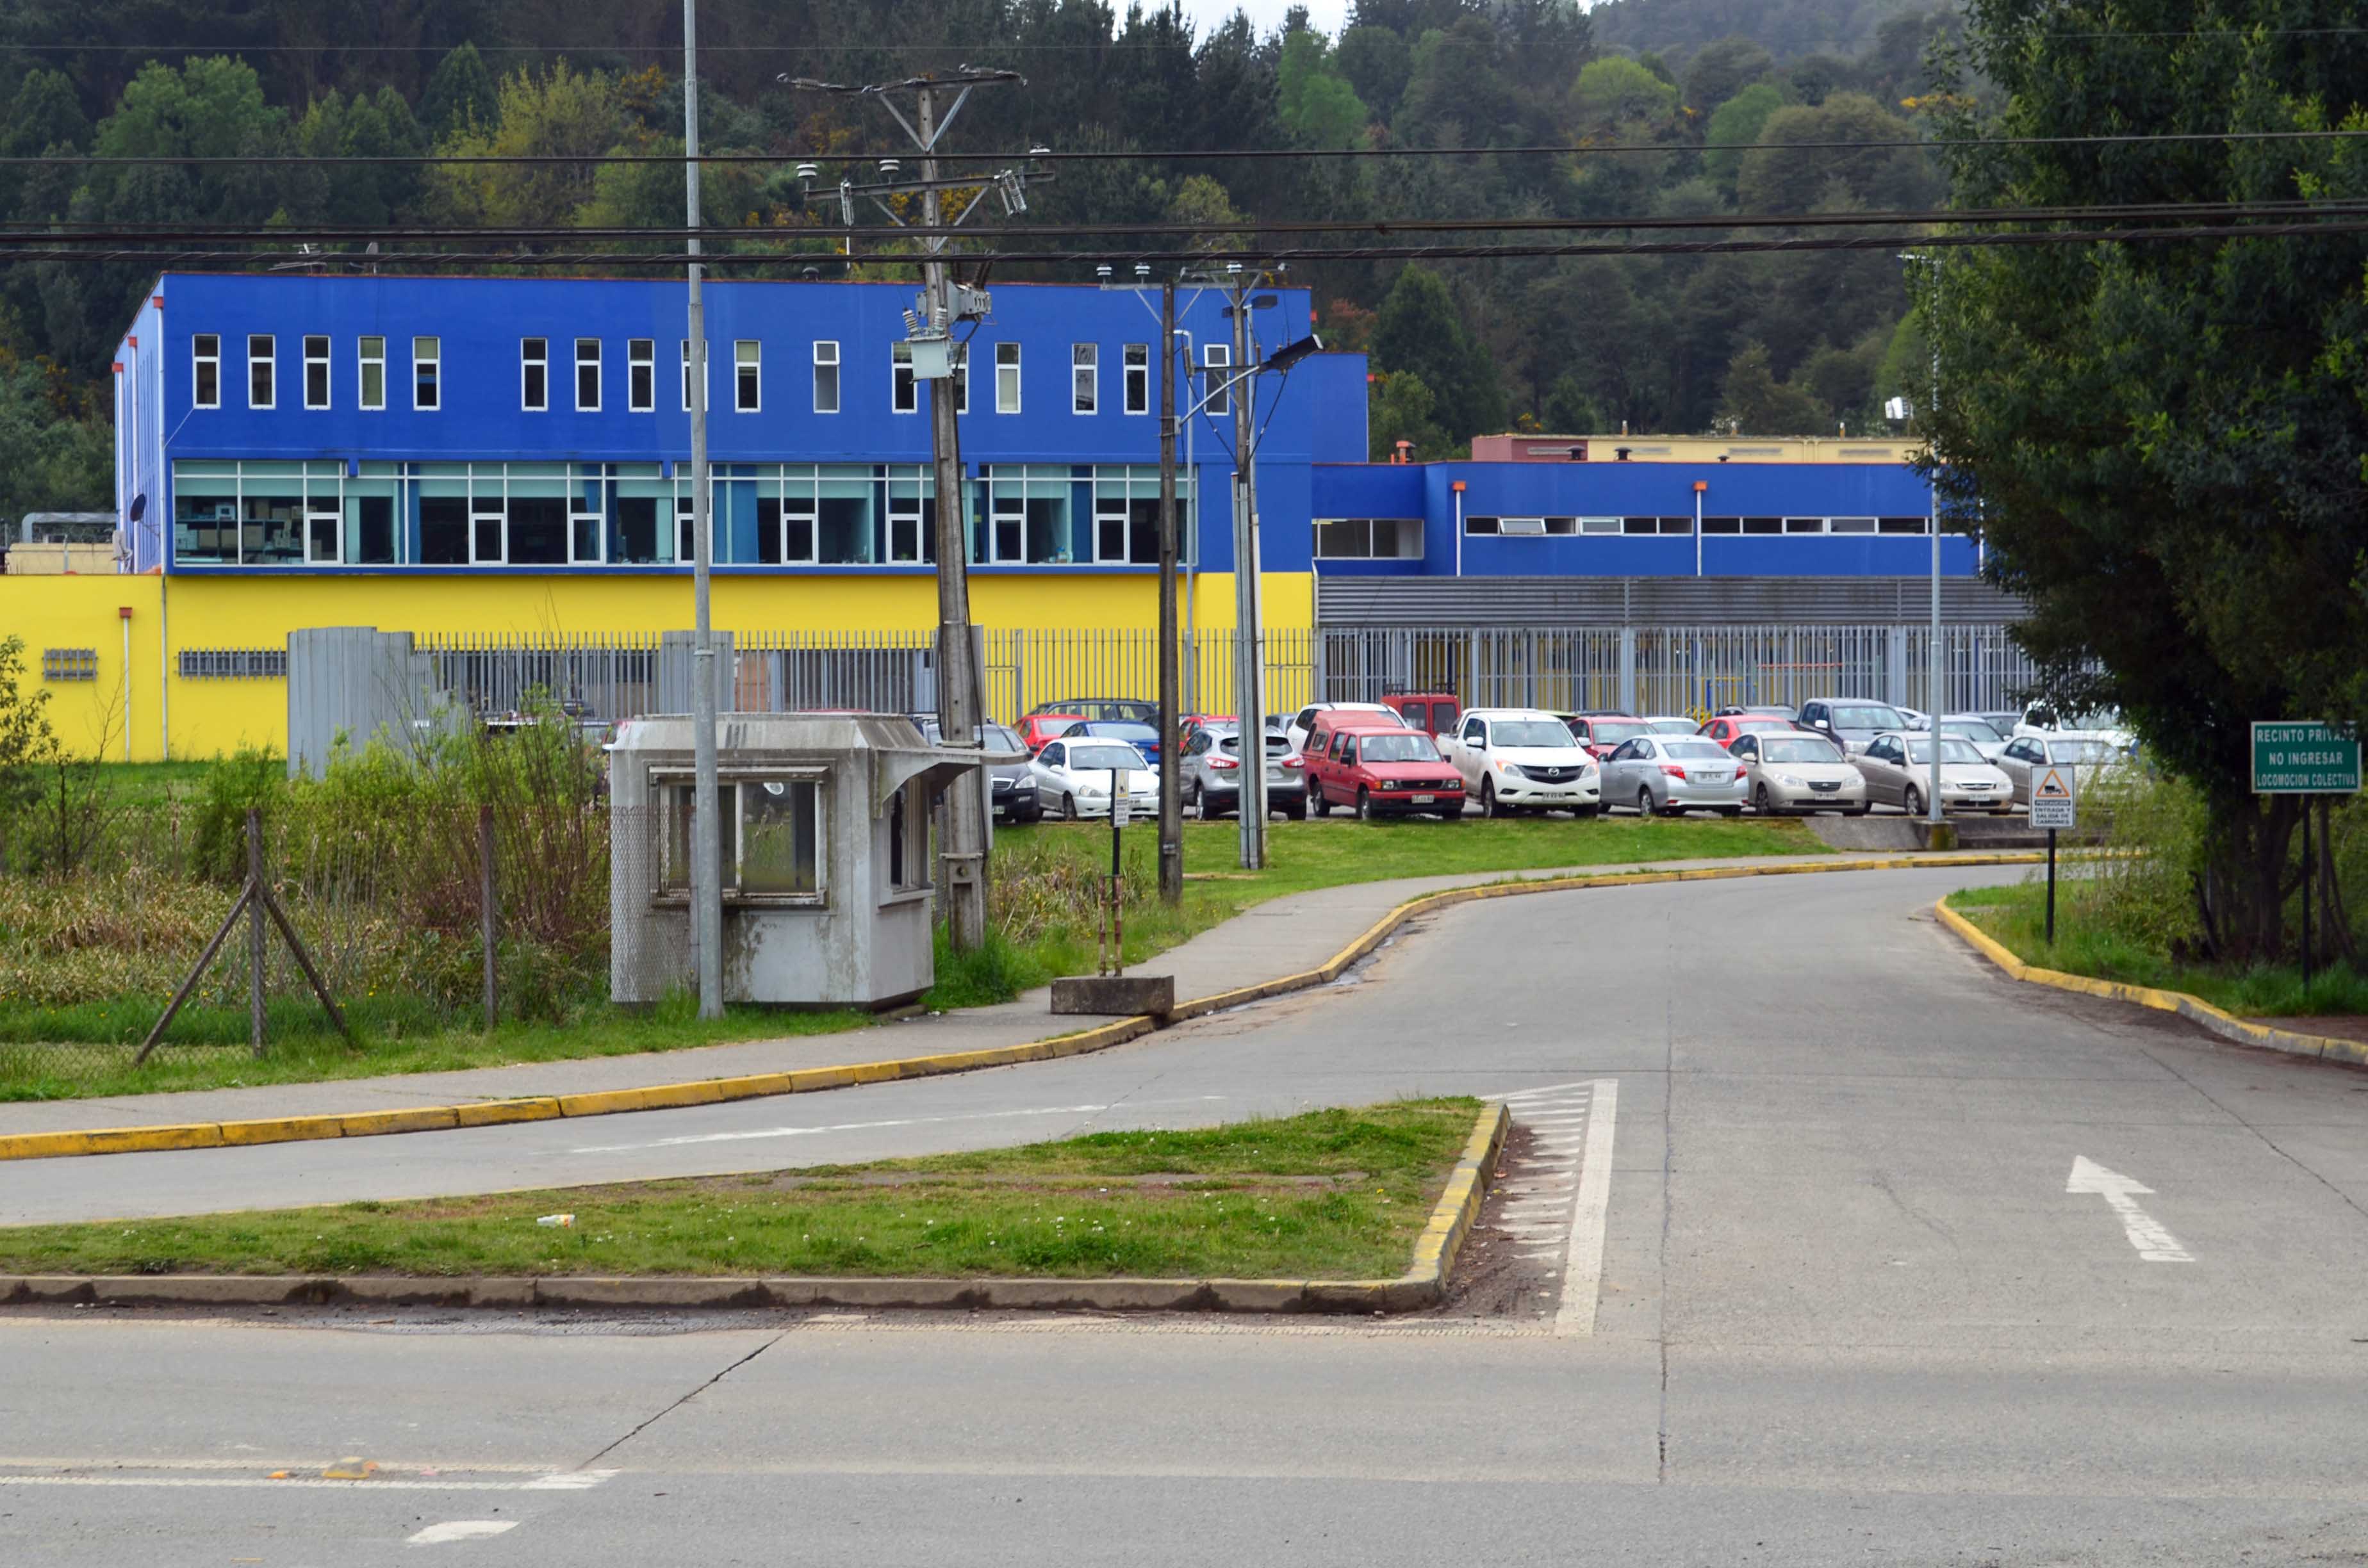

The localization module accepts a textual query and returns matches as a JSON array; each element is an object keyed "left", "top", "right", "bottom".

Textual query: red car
[
  {"left": 1306, "top": 721, "right": 1467, "bottom": 821},
  {"left": 1561, "top": 713, "right": 1659, "bottom": 760},
  {"left": 1380, "top": 692, "right": 1463, "bottom": 737},
  {"left": 1016, "top": 712, "right": 1084, "bottom": 754},
  {"left": 1698, "top": 713, "right": 1802, "bottom": 747}
]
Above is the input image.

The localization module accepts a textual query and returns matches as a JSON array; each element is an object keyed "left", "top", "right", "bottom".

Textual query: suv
[
  {"left": 1180, "top": 721, "right": 1308, "bottom": 819},
  {"left": 1440, "top": 708, "right": 1601, "bottom": 817}
]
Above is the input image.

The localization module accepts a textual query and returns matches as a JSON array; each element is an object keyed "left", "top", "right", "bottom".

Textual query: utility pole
[
  {"left": 684, "top": 0, "right": 723, "bottom": 1019},
  {"left": 783, "top": 69, "right": 1037, "bottom": 951},
  {"left": 1156, "top": 277, "right": 1183, "bottom": 902},
  {"left": 1229, "top": 268, "right": 1268, "bottom": 869}
]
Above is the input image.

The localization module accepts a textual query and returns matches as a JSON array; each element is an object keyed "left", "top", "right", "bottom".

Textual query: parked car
[
  {"left": 1643, "top": 715, "right": 1700, "bottom": 735},
  {"left": 1304, "top": 705, "right": 1415, "bottom": 764},
  {"left": 1030, "top": 697, "right": 1156, "bottom": 726},
  {"left": 1998, "top": 733, "right": 2130, "bottom": 806},
  {"left": 1716, "top": 703, "right": 1798, "bottom": 721},
  {"left": 1973, "top": 710, "right": 2023, "bottom": 739},
  {"left": 1017, "top": 712, "right": 1085, "bottom": 754},
  {"left": 1795, "top": 697, "right": 1912, "bottom": 755},
  {"left": 913, "top": 718, "right": 1041, "bottom": 822},
  {"left": 1895, "top": 706, "right": 1933, "bottom": 731},
  {"left": 1307, "top": 723, "right": 1467, "bottom": 820},
  {"left": 1061, "top": 718, "right": 1162, "bottom": 769},
  {"left": 1560, "top": 712, "right": 1659, "bottom": 760},
  {"left": 1180, "top": 722, "right": 1308, "bottom": 820},
  {"left": 1286, "top": 701, "right": 1405, "bottom": 753},
  {"left": 1728, "top": 730, "right": 1868, "bottom": 815},
  {"left": 1030, "top": 737, "right": 1162, "bottom": 821},
  {"left": 1440, "top": 708, "right": 1602, "bottom": 817},
  {"left": 2013, "top": 703, "right": 2135, "bottom": 750},
  {"left": 1697, "top": 713, "right": 1802, "bottom": 747},
  {"left": 1600, "top": 735, "right": 1748, "bottom": 816},
  {"left": 1855, "top": 731, "right": 2015, "bottom": 814},
  {"left": 1938, "top": 713, "right": 2010, "bottom": 762},
  {"left": 1381, "top": 692, "right": 1463, "bottom": 737}
]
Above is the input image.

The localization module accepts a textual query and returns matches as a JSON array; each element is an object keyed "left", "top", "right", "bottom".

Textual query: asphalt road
[{"left": 9, "top": 863, "right": 2368, "bottom": 1565}]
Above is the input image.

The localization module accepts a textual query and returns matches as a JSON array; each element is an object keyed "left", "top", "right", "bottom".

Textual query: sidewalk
[{"left": 0, "top": 851, "right": 2008, "bottom": 1140}]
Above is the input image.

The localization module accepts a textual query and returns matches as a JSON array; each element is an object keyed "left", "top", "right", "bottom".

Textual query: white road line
[
  {"left": 0, "top": 1469, "right": 614, "bottom": 1494},
  {"left": 409, "top": 1522, "right": 520, "bottom": 1545},
  {"left": 1554, "top": 1077, "right": 1620, "bottom": 1338},
  {"left": 1490, "top": 1081, "right": 1600, "bottom": 1103},
  {"left": 571, "top": 1098, "right": 1226, "bottom": 1154},
  {"left": 2066, "top": 1156, "right": 2194, "bottom": 1262}
]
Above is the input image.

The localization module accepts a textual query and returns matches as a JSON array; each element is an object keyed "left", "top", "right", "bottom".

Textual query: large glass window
[
  {"left": 813, "top": 340, "right": 839, "bottom": 413},
  {"left": 358, "top": 336, "right": 386, "bottom": 411},
  {"left": 891, "top": 342, "right": 916, "bottom": 414},
  {"left": 192, "top": 334, "right": 220, "bottom": 409},
  {"left": 1123, "top": 343, "right": 1148, "bottom": 414},
  {"left": 817, "top": 467, "right": 874, "bottom": 564},
  {"left": 575, "top": 338, "right": 601, "bottom": 412},
  {"left": 247, "top": 335, "right": 274, "bottom": 409},
  {"left": 1072, "top": 343, "right": 1096, "bottom": 414},
  {"left": 1316, "top": 518, "right": 1423, "bottom": 559},
  {"left": 628, "top": 338, "right": 654, "bottom": 412},
  {"left": 995, "top": 341, "right": 1021, "bottom": 413},
  {"left": 522, "top": 338, "right": 548, "bottom": 411},
  {"left": 413, "top": 336, "right": 440, "bottom": 410},
  {"left": 303, "top": 335, "right": 330, "bottom": 409},
  {"left": 662, "top": 777, "right": 825, "bottom": 900}
]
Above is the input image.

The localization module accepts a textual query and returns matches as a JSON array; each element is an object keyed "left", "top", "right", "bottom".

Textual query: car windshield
[
  {"left": 1942, "top": 719, "right": 2003, "bottom": 744},
  {"left": 982, "top": 725, "right": 1023, "bottom": 752},
  {"left": 1902, "top": 739, "right": 1987, "bottom": 765},
  {"left": 1832, "top": 705, "right": 1905, "bottom": 730},
  {"left": 1091, "top": 724, "right": 1155, "bottom": 742},
  {"left": 1360, "top": 733, "right": 1442, "bottom": 763},
  {"left": 2048, "top": 739, "right": 2123, "bottom": 765},
  {"left": 1494, "top": 720, "right": 1577, "bottom": 748},
  {"left": 1664, "top": 741, "right": 1732, "bottom": 761},
  {"left": 1069, "top": 745, "right": 1146, "bottom": 771},
  {"left": 1760, "top": 737, "right": 1843, "bottom": 764},
  {"left": 1591, "top": 721, "right": 1653, "bottom": 745},
  {"left": 1648, "top": 719, "right": 1696, "bottom": 734}
]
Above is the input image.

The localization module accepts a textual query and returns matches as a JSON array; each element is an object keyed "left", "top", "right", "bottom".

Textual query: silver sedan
[
  {"left": 1729, "top": 731, "right": 1869, "bottom": 815},
  {"left": 1855, "top": 731, "right": 2015, "bottom": 814},
  {"left": 1600, "top": 735, "right": 1749, "bottom": 817}
]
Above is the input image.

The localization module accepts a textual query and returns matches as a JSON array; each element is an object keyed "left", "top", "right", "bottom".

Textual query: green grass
[
  {"left": 0, "top": 1098, "right": 1481, "bottom": 1281},
  {"left": 0, "top": 813, "right": 1805, "bottom": 1100},
  {"left": 1947, "top": 882, "right": 2368, "bottom": 1018},
  {"left": 85, "top": 761, "right": 218, "bottom": 803}
]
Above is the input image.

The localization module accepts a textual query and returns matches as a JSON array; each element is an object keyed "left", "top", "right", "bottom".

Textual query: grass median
[
  {"left": 1948, "top": 883, "right": 2368, "bottom": 1017},
  {"left": 0, "top": 1099, "right": 1481, "bottom": 1282},
  {"left": 6, "top": 813, "right": 1805, "bottom": 1100}
]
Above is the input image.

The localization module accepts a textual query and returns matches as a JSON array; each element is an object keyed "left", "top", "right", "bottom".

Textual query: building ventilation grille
[{"left": 179, "top": 647, "right": 288, "bottom": 679}]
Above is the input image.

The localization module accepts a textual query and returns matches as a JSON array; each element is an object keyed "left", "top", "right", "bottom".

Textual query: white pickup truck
[{"left": 1438, "top": 707, "right": 1603, "bottom": 818}]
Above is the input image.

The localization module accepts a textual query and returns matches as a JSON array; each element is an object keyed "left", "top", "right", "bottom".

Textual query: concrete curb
[
  {"left": 0, "top": 852, "right": 2046, "bottom": 1165},
  {"left": 1936, "top": 899, "right": 2368, "bottom": 1070},
  {"left": 0, "top": 1102, "right": 1513, "bottom": 1316}
]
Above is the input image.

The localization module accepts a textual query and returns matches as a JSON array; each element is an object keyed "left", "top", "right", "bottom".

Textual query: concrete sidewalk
[{"left": 0, "top": 850, "right": 2018, "bottom": 1139}]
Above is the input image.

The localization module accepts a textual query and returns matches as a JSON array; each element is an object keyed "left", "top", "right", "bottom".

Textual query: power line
[{"left": 10, "top": 126, "right": 2368, "bottom": 170}]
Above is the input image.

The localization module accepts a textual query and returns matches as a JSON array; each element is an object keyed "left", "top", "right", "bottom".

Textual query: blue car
[{"left": 1062, "top": 719, "right": 1160, "bottom": 769}]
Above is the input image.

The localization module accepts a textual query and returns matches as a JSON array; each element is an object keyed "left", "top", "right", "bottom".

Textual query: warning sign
[{"left": 2030, "top": 764, "right": 2076, "bottom": 829}]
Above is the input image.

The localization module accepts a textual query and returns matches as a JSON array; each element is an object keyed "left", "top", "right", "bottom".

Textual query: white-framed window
[
  {"left": 891, "top": 343, "right": 916, "bottom": 414},
  {"left": 994, "top": 341, "right": 1021, "bottom": 413},
  {"left": 575, "top": 337, "right": 601, "bottom": 412},
  {"left": 412, "top": 336, "right": 440, "bottom": 411},
  {"left": 522, "top": 337, "right": 548, "bottom": 411},
  {"left": 302, "top": 334, "right": 331, "bottom": 409},
  {"left": 1122, "top": 343, "right": 1148, "bottom": 414},
  {"left": 627, "top": 338, "right": 654, "bottom": 412},
  {"left": 660, "top": 773, "right": 826, "bottom": 902},
  {"left": 246, "top": 334, "right": 274, "bottom": 409},
  {"left": 680, "top": 339, "right": 698, "bottom": 412},
  {"left": 734, "top": 340, "right": 761, "bottom": 412},
  {"left": 1203, "top": 343, "right": 1231, "bottom": 416},
  {"left": 812, "top": 339, "right": 839, "bottom": 413},
  {"left": 192, "top": 333, "right": 220, "bottom": 409},
  {"left": 358, "top": 335, "right": 386, "bottom": 411},
  {"left": 1314, "top": 518, "right": 1424, "bottom": 559},
  {"left": 1071, "top": 342, "right": 1096, "bottom": 414}
]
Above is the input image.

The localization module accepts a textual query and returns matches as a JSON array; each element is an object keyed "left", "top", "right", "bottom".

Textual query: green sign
[{"left": 2251, "top": 722, "right": 2361, "bottom": 794}]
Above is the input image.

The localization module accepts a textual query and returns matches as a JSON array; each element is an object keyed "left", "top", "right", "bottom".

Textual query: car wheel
[
  {"left": 1062, "top": 792, "right": 1079, "bottom": 821},
  {"left": 1284, "top": 799, "right": 1307, "bottom": 821},
  {"left": 1637, "top": 786, "right": 1656, "bottom": 817},
  {"left": 1481, "top": 780, "right": 1509, "bottom": 819},
  {"left": 1903, "top": 785, "right": 1924, "bottom": 817},
  {"left": 1311, "top": 785, "right": 1329, "bottom": 818},
  {"left": 1357, "top": 787, "right": 1376, "bottom": 821},
  {"left": 1754, "top": 783, "right": 1777, "bottom": 816}
]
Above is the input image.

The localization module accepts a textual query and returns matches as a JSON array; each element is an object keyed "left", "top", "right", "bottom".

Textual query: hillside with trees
[{"left": 0, "top": 0, "right": 1961, "bottom": 501}]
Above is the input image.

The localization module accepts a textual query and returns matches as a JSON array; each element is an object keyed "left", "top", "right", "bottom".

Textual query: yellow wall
[{"left": 0, "top": 569, "right": 1315, "bottom": 760}]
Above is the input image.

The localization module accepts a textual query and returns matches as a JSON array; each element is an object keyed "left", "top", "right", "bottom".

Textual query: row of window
[
  {"left": 169, "top": 459, "right": 1194, "bottom": 570},
  {"left": 1463, "top": 515, "right": 1933, "bottom": 537},
  {"left": 188, "top": 334, "right": 1226, "bottom": 419}
]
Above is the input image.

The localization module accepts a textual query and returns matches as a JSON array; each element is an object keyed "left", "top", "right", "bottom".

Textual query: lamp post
[{"left": 1898, "top": 249, "right": 1943, "bottom": 834}]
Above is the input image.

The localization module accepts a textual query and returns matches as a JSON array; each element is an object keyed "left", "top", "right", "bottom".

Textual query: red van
[
  {"left": 1382, "top": 692, "right": 1461, "bottom": 737},
  {"left": 1306, "top": 721, "right": 1467, "bottom": 821}
]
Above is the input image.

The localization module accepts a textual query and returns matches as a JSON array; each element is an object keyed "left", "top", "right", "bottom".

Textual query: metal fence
[{"left": 1314, "top": 623, "right": 2040, "bottom": 718}]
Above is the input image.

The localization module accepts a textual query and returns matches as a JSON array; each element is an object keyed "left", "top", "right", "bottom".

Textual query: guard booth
[{"left": 609, "top": 713, "right": 998, "bottom": 1009}]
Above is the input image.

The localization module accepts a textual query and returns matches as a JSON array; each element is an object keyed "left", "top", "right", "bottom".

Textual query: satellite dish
[{"left": 128, "top": 494, "right": 147, "bottom": 523}]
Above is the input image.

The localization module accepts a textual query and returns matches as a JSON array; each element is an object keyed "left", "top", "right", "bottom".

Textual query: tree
[
  {"left": 1683, "top": 36, "right": 1773, "bottom": 114},
  {"left": 1566, "top": 56, "right": 1678, "bottom": 136},
  {"left": 419, "top": 42, "right": 499, "bottom": 139},
  {"left": 1367, "top": 369, "right": 1452, "bottom": 461},
  {"left": 1715, "top": 339, "right": 1825, "bottom": 434},
  {"left": 1702, "top": 81, "right": 1783, "bottom": 193},
  {"left": 1277, "top": 29, "right": 1370, "bottom": 148},
  {"left": 1370, "top": 265, "right": 1506, "bottom": 443},
  {"left": 1336, "top": 24, "right": 1413, "bottom": 118},
  {"left": 1921, "top": 0, "right": 2368, "bottom": 963},
  {"left": 1736, "top": 91, "right": 1932, "bottom": 213},
  {"left": 423, "top": 60, "right": 618, "bottom": 229}
]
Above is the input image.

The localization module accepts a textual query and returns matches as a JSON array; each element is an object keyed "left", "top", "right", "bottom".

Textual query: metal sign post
[
  {"left": 2029, "top": 764, "right": 2076, "bottom": 944},
  {"left": 2251, "top": 722, "right": 2361, "bottom": 988},
  {"left": 1104, "top": 766, "right": 1128, "bottom": 976}
]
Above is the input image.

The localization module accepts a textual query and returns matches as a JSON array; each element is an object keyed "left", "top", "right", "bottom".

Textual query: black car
[{"left": 911, "top": 717, "right": 1042, "bottom": 823}]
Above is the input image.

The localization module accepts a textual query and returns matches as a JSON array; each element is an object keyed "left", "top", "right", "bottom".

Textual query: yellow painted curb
[
  {"left": 0, "top": 853, "right": 2042, "bottom": 1165},
  {"left": 1936, "top": 899, "right": 2368, "bottom": 1070}
]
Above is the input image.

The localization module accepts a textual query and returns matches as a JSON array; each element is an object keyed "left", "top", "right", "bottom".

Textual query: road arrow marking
[{"left": 2066, "top": 1156, "right": 2194, "bottom": 1262}]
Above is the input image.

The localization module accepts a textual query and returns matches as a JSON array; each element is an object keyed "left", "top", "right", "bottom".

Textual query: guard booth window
[{"left": 661, "top": 777, "right": 825, "bottom": 901}]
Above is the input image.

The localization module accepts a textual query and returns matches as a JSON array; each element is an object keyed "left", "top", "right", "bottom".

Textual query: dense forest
[{"left": 0, "top": 0, "right": 1961, "bottom": 515}]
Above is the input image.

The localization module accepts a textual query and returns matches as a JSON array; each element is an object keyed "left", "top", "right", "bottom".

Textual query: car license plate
[
  {"left": 1411, "top": 794, "right": 1436, "bottom": 804},
  {"left": 1266, "top": 767, "right": 1287, "bottom": 783},
  {"left": 1692, "top": 770, "right": 1730, "bottom": 782}
]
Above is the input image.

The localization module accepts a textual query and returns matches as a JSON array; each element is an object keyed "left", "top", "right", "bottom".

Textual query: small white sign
[
  {"left": 1111, "top": 769, "right": 1130, "bottom": 828},
  {"left": 2030, "top": 764, "right": 2076, "bottom": 829}
]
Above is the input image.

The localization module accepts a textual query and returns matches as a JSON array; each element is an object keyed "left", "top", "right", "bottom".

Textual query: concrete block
[{"left": 1050, "top": 974, "right": 1175, "bottom": 1018}]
